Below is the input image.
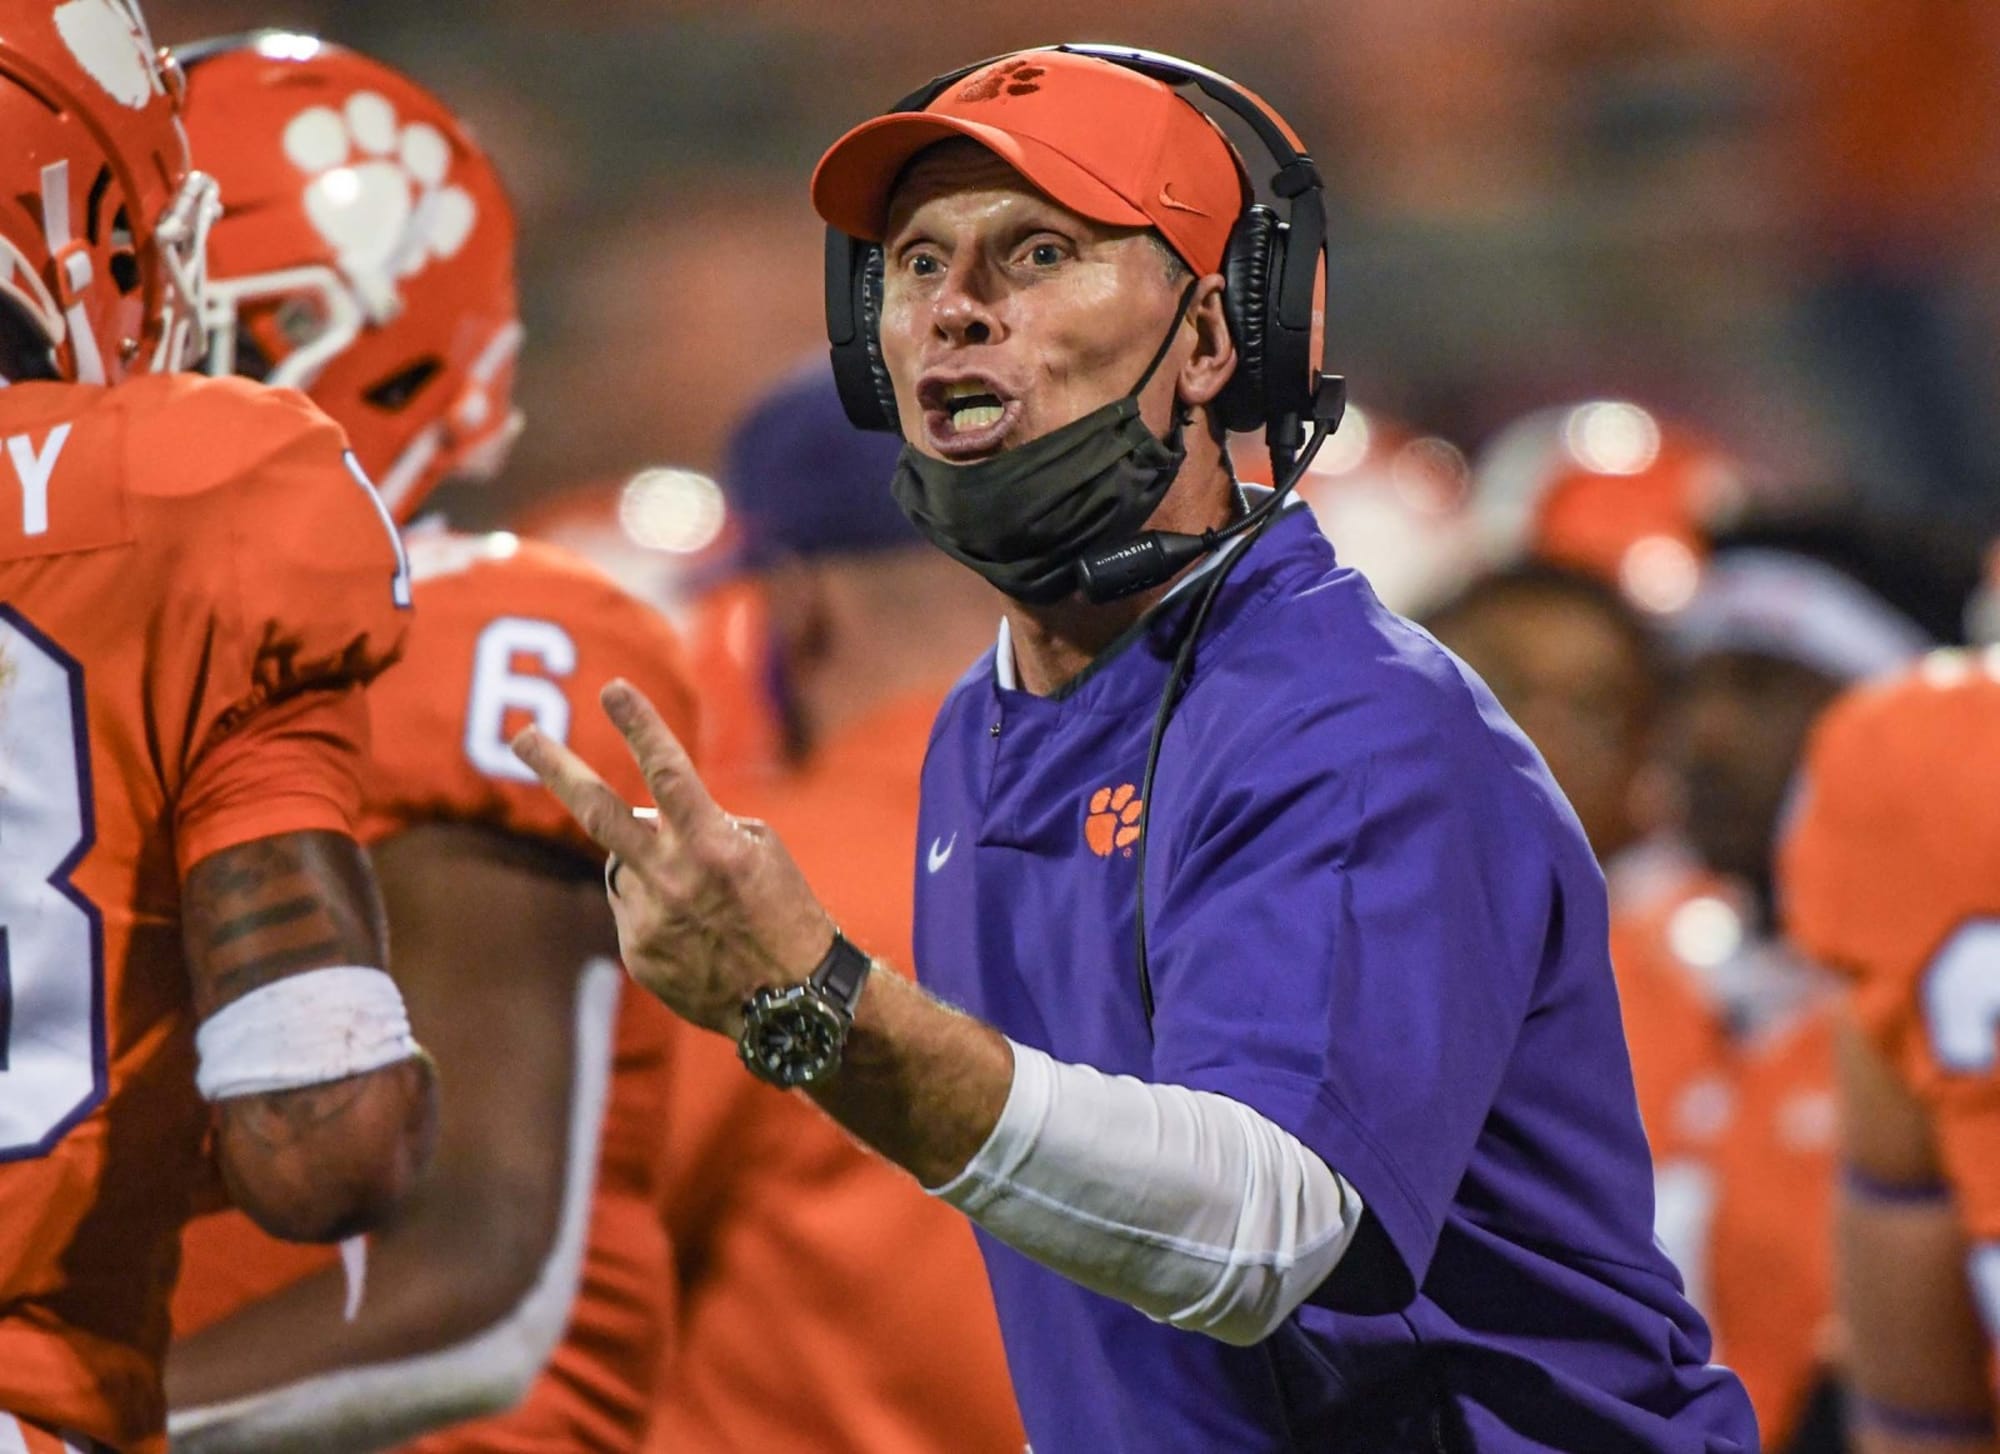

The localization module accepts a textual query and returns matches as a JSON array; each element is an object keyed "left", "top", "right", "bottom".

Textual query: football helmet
[
  {"left": 1473, "top": 400, "right": 1747, "bottom": 614},
  {"left": 0, "top": 0, "right": 218, "bottom": 383},
  {"left": 182, "top": 32, "right": 520, "bottom": 522}
]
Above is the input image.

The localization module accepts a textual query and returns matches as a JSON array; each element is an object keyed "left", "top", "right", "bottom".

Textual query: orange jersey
[
  {"left": 0, "top": 373, "right": 408, "bottom": 1451},
  {"left": 1608, "top": 874, "right": 1838, "bottom": 1443},
  {"left": 1784, "top": 651, "right": 2000, "bottom": 1335},
  {"left": 647, "top": 690, "right": 1024, "bottom": 1454},
  {"left": 172, "top": 531, "right": 698, "bottom": 1452}
]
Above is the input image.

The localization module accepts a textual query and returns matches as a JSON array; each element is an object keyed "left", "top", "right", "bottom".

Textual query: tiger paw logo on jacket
[{"left": 1085, "top": 783, "right": 1143, "bottom": 857}]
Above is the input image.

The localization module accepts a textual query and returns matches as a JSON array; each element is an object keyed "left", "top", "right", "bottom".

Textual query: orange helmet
[
  {"left": 1472, "top": 400, "right": 1747, "bottom": 614},
  {"left": 181, "top": 32, "right": 520, "bottom": 522},
  {"left": 0, "top": 0, "right": 218, "bottom": 383}
]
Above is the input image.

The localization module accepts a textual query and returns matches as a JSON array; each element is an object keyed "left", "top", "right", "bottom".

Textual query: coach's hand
[{"left": 513, "top": 679, "right": 836, "bottom": 1038}]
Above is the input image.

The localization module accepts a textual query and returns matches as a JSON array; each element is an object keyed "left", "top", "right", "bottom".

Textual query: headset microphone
[
  {"left": 1074, "top": 382, "right": 1344, "bottom": 604},
  {"left": 1076, "top": 531, "right": 1215, "bottom": 604}
]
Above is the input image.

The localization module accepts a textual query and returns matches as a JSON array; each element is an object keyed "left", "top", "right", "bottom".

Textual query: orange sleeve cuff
[
  {"left": 178, "top": 792, "right": 360, "bottom": 879},
  {"left": 175, "top": 686, "right": 370, "bottom": 876}
]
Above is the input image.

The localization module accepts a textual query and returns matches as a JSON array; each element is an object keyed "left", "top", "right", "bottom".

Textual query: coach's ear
[{"left": 1308, "top": 1212, "right": 1414, "bottom": 1316}]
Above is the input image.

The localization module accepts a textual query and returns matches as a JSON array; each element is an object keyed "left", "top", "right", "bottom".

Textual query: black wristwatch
[{"left": 736, "top": 933, "right": 874, "bottom": 1088}]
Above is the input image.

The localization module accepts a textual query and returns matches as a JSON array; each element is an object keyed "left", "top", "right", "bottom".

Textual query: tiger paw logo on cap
[
  {"left": 1085, "top": 783, "right": 1144, "bottom": 857},
  {"left": 957, "top": 57, "right": 1046, "bottom": 104}
]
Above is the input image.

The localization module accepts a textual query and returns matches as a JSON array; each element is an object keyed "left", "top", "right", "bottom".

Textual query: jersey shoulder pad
[
  {"left": 110, "top": 374, "right": 348, "bottom": 503},
  {"left": 0, "top": 377, "right": 362, "bottom": 568},
  {"left": 96, "top": 373, "right": 411, "bottom": 630},
  {"left": 1784, "top": 653, "right": 2000, "bottom": 985},
  {"left": 129, "top": 378, "right": 411, "bottom": 744},
  {"left": 404, "top": 534, "right": 694, "bottom": 699}
]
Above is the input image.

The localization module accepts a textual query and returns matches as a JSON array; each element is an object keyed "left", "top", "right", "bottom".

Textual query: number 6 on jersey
[{"left": 465, "top": 616, "right": 578, "bottom": 782}]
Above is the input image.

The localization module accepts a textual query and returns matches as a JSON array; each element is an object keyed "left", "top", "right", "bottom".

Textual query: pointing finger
[
  {"left": 512, "top": 725, "right": 661, "bottom": 863},
  {"left": 602, "top": 680, "right": 721, "bottom": 839}
]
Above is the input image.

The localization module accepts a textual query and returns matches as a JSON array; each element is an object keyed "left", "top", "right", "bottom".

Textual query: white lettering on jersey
[
  {"left": 1972, "top": 1242, "right": 2000, "bottom": 1342},
  {"left": 1923, "top": 919, "right": 2000, "bottom": 1072},
  {"left": 5, "top": 424, "right": 72, "bottom": 537},
  {"left": 465, "top": 616, "right": 578, "bottom": 783}
]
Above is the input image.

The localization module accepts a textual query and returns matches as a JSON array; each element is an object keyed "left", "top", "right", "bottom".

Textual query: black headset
[{"left": 824, "top": 45, "right": 1346, "bottom": 1023}]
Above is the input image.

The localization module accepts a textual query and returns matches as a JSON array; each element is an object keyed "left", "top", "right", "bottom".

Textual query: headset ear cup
[
  {"left": 859, "top": 248, "right": 902, "bottom": 434},
  {"left": 1216, "top": 203, "right": 1279, "bottom": 435},
  {"left": 829, "top": 237, "right": 894, "bottom": 431}
]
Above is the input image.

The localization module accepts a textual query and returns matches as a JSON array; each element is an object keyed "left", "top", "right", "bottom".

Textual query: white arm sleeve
[
  {"left": 932, "top": 1039, "right": 1364, "bottom": 1347},
  {"left": 167, "top": 960, "right": 621, "bottom": 1454}
]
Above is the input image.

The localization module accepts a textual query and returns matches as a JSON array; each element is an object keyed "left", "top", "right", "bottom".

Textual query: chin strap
[
  {"left": 40, "top": 161, "right": 104, "bottom": 385},
  {"left": 0, "top": 235, "right": 65, "bottom": 377}
]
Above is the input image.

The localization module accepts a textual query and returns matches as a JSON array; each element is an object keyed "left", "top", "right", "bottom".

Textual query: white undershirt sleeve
[{"left": 932, "top": 1039, "right": 1364, "bottom": 1347}]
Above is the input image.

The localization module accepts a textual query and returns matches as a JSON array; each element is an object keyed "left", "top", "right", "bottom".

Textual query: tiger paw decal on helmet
[
  {"left": 282, "top": 91, "right": 476, "bottom": 285},
  {"left": 52, "top": 0, "right": 168, "bottom": 109},
  {"left": 185, "top": 37, "right": 520, "bottom": 523}
]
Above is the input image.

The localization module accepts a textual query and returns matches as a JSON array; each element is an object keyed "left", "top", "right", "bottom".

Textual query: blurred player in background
[
  {"left": 1652, "top": 543, "right": 1932, "bottom": 1450},
  {"left": 0, "top": 6, "right": 435, "bottom": 1450},
  {"left": 647, "top": 362, "right": 1022, "bottom": 1454},
  {"left": 1470, "top": 398, "right": 1747, "bottom": 612},
  {"left": 1784, "top": 648, "right": 2000, "bottom": 1454},
  {"left": 1431, "top": 468, "right": 1936, "bottom": 1449},
  {"left": 1454, "top": 407, "right": 1880, "bottom": 1447},
  {"left": 164, "top": 35, "right": 697, "bottom": 1452},
  {"left": 1448, "top": 397, "right": 1739, "bottom": 911}
]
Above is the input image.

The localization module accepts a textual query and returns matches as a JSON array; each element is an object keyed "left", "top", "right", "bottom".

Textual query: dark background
[{"left": 161, "top": 0, "right": 2000, "bottom": 534}]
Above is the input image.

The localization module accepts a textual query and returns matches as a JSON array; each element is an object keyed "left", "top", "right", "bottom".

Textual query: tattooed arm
[
  {"left": 183, "top": 829, "right": 438, "bottom": 1243},
  {"left": 167, "top": 826, "right": 622, "bottom": 1450}
]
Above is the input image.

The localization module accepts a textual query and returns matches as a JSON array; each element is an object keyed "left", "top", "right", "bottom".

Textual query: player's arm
[
  {"left": 183, "top": 829, "right": 437, "bottom": 1244},
  {"left": 155, "top": 388, "right": 431, "bottom": 1243},
  {"left": 1836, "top": 1014, "right": 2000, "bottom": 1454},
  {"left": 168, "top": 823, "right": 620, "bottom": 1453}
]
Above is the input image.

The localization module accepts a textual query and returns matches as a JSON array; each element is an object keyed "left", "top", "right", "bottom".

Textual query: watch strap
[{"left": 808, "top": 932, "right": 872, "bottom": 1017}]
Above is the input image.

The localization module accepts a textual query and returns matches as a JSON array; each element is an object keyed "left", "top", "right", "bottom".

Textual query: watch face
[{"left": 739, "top": 988, "right": 848, "bottom": 1088}]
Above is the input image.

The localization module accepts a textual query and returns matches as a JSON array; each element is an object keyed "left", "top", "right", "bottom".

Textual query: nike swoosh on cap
[{"left": 1156, "top": 182, "right": 1208, "bottom": 216}]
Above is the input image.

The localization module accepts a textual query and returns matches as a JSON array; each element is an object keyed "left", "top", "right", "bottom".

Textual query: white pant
[{"left": 0, "top": 1415, "right": 97, "bottom": 1454}]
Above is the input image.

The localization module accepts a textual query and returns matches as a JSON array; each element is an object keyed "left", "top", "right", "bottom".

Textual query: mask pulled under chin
[{"left": 889, "top": 284, "right": 1197, "bottom": 606}]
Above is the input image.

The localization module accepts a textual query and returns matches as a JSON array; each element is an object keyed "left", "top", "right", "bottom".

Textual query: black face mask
[{"left": 890, "top": 284, "right": 1198, "bottom": 605}]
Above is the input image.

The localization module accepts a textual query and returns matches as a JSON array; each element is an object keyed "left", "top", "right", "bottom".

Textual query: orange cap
[{"left": 812, "top": 50, "right": 1246, "bottom": 275}]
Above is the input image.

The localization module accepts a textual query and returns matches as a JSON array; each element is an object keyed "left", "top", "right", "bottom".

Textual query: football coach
[{"left": 519, "top": 46, "right": 1758, "bottom": 1454}]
